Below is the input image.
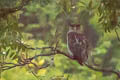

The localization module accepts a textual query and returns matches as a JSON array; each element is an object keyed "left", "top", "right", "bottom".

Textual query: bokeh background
[{"left": 0, "top": 0, "right": 120, "bottom": 80}]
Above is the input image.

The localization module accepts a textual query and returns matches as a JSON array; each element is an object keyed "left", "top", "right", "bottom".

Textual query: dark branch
[
  {"left": 1, "top": 45, "right": 120, "bottom": 78},
  {"left": 115, "top": 29, "right": 120, "bottom": 42},
  {"left": 0, "top": 0, "right": 31, "bottom": 18},
  {"left": 28, "top": 53, "right": 55, "bottom": 60},
  {"left": 85, "top": 63, "right": 120, "bottom": 78},
  {"left": 25, "top": 46, "right": 120, "bottom": 78},
  {"left": 0, "top": 57, "right": 50, "bottom": 71}
]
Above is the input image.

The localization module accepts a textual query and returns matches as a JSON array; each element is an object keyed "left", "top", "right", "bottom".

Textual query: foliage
[
  {"left": 98, "top": 0, "right": 120, "bottom": 32},
  {"left": 0, "top": 0, "right": 120, "bottom": 80}
]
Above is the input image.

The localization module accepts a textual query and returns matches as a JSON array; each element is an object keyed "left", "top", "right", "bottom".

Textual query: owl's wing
[
  {"left": 67, "top": 32, "right": 89, "bottom": 65},
  {"left": 76, "top": 34, "right": 89, "bottom": 61}
]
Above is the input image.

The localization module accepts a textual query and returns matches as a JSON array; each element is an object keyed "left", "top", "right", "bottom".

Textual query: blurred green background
[{"left": 0, "top": 0, "right": 120, "bottom": 80}]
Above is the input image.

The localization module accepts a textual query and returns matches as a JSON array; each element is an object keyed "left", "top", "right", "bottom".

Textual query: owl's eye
[
  {"left": 69, "top": 24, "right": 74, "bottom": 27},
  {"left": 76, "top": 24, "right": 80, "bottom": 27}
]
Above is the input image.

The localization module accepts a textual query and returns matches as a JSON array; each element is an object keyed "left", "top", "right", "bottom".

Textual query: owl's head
[{"left": 69, "top": 24, "right": 82, "bottom": 33}]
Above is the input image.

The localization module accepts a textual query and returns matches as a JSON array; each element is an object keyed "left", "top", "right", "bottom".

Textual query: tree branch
[
  {"left": 0, "top": 0, "right": 31, "bottom": 18},
  {"left": 115, "top": 29, "right": 120, "bottom": 42},
  {"left": 24, "top": 46, "right": 120, "bottom": 78},
  {"left": 85, "top": 63, "right": 120, "bottom": 78},
  {"left": 1, "top": 45, "right": 120, "bottom": 78}
]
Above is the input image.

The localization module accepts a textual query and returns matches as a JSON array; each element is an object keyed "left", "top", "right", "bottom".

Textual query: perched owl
[{"left": 67, "top": 24, "right": 89, "bottom": 65}]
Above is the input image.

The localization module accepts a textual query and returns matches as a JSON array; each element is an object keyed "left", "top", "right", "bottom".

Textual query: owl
[{"left": 67, "top": 24, "right": 89, "bottom": 65}]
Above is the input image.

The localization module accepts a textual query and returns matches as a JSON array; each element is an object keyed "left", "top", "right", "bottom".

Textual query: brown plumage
[{"left": 67, "top": 24, "right": 89, "bottom": 65}]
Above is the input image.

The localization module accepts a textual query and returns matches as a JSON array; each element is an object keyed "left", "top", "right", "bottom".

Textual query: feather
[{"left": 67, "top": 31, "right": 89, "bottom": 65}]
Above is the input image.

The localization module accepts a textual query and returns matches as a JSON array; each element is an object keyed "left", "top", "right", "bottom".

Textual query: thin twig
[
  {"left": 85, "top": 63, "right": 120, "bottom": 78},
  {"left": 115, "top": 29, "right": 120, "bottom": 41},
  {"left": 17, "top": 39, "right": 54, "bottom": 50},
  {"left": 0, "top": 0, "right": 31, "bottom": 18},
  {"left": 28, "top": 53, "right": 55, "bottom": 61}
]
